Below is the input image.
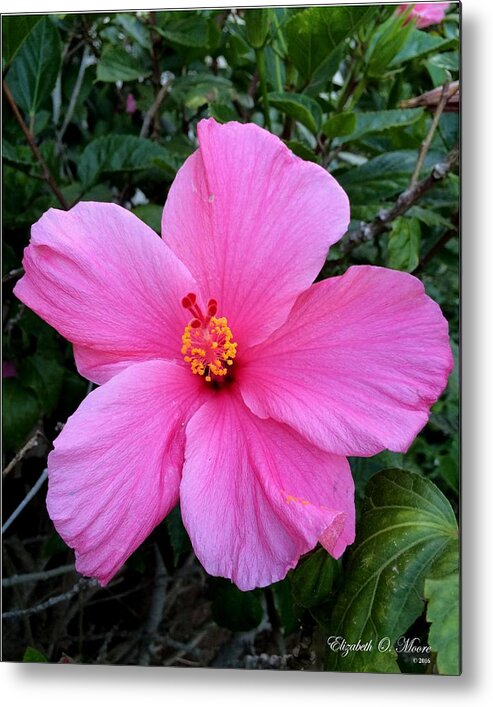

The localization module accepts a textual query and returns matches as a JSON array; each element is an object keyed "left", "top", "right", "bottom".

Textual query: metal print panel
[{"left": 1, "top": 1, "right": 460, "bottom": 675}]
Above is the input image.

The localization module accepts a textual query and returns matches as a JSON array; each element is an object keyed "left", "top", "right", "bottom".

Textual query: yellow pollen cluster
[{"left": 181, "top": 315, "right": 237, "bottom": 383}]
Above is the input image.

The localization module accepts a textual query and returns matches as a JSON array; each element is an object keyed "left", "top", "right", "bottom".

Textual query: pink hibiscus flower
[
  {"left": 397, "top": 3, "right": 450, "bottom": 29},
  {"left": 14, "top": 119, "right": 453, "bottom": 591}
]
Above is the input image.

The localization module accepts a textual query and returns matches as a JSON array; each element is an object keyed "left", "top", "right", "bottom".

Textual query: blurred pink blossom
[
  {"left": 2, "top": 360, "right": 17, "bottom": 378},
  {"left": 125, "top": 93, "right": 137, "bottom": 114},
  {"left": 397, "top": 3, "right": 450, "bottom": 28}
]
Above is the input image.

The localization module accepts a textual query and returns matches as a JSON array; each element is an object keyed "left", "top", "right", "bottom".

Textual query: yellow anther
[{"left": 181, "top": 311, "right": 237, "bottom": 383}]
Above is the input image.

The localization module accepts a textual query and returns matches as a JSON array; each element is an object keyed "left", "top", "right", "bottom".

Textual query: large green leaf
[
  {"left": 2, "top": 378, "right": 41, "bottom": 453},
  {"left": 2, "top": 15, "right": 42, "bottom": 65},
  {"left": 365, "top": 10, "right": 414, "bottom": 77},
  {"left": 390, "top": 28, "right": 457, "bottom": 66},
  {"left": 322, "top": 112, "right": 356, "bottom": 138},
  {"left": 78, "top": 134, "right": 175, "bottom": 187},
  {"left": 244, "top": 8, "right": 271, "bottom": 49},
  {"left": 171, "top": 74, "right": 234, "bottom": 110},
  {"left": 268, "top": 91, "right": 322, "bottom": 133},
  {"left": 23, "top": 646, "right": 48, "bottom": 663},
  {"left": 337, "top": 150, "right": 440, "bottom": 205},
  {"left": 211, "top": 579, "right": 263, "bottom": 632},
  {"left": 291, "top": 547, "right": 339, "bottom": 609},
  {"left": 387, "top": 217, "right": 421, "bottom": 272},
  {"left": 324, "top": 468, "right": 458, "bottom": 673},
  {"left": 96, "top": 45, "right": 151, "bottom": 82},
  {"left": 285, "top": 5, "right": 375, "bottom": 80},
  {"left": 6, "top": 17, "right": 61, "bottom": 118},
  {"left": 341, "top": 109, "right": 424, "bottom": 143},
  {"left": 154, "top": 12, "right": 209, "bottom": 48},
  {"left": 19, "top": 354, "right": 65, "bottom": 417},
  {"left": 425, "top": 570, "right": 460, "bottom": 675},
  {"left": 114, "top": 13, "right": 151, "bottom": 50}
]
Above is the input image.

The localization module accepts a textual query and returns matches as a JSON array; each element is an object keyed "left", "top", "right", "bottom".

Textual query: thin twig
[
  {"left": 138, "top": 545, "right": 168, "bottom": 665},
  {"left": 57, "top": 45, "right": 91, "bottom": 148},
  {"left": 2, "top": 431, "right": 44, "bottom": 478},
  {"left": 163, "top": 625, "right": 212, "bottom": 667},
  {"left": 2, "top": 266, "right": 24, "bottom": 284},
  {"left": 3, "top": 564, "right": 76, "bottom": 588},
  {"left": 3, "top": 78, "right": 70, "bottom": 209},
  {"left": 409, "top": 81, "right": 457, "bottom": 188},
  {"left": 2, "top": 468, "right": 48, "bottom": 533},
  {"left": 341, "top": 148, "right": 459, "bottom": 255},
  {"left": 139, "top": 81, "right": 170, "bottom": 139},
  {"left": 2, "top": 577, "right": 98, "bottom": 621},
  {"left": 412, "top": 216, "right": 458, "bottom": 275}
]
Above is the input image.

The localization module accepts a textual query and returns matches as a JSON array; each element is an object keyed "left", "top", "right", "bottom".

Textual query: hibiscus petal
[
  {"left": 14, "top": 202, "right": 196, "bottom": 384},
  {"left": 162, "top": 118, "right": 349, "bottom": 349},
  {"left": 47, "top": 360, "right": 208, "bottom": 586},
  {"left": 239, "top": 266, "right": 453, "bottom": 457},
  {"left": 180, "top": 392, "right": 354, "bottom": 591}
]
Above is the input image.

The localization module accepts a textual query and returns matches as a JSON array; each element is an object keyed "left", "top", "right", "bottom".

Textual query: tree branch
[
  {"left": 341, "top": 148, "right": 459, "bottom": 255},
  {"left": 3, "top": 78, "right": 70, "bottom": 210},
  {"left": 3, "top": 564, "right": 76, "bottom": 588},
  {"left": 2, "top": 468, "right": 48, "bottom": 533},
  {"left": 409, "top": 80, "right": 457, "bottom": 188},
  {"left": 2, "top": 577, "right": 98, "bottom": 621}
]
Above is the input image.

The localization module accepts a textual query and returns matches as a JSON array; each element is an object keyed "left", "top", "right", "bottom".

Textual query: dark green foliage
[{"left": 2, "top": 5, "right": 459, "bottom": 670}]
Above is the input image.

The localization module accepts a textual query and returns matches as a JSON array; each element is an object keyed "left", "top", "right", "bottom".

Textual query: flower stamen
[{"left": 181, "top": 293, "right": 237, "bottom": 383}]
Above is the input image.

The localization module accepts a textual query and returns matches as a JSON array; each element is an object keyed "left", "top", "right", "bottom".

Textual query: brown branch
[
  {"left": 3, "top": 78, "right": 70, "bottom": 210},
  {"left": 139, "top": 81, "right": 170, "bottom": 139},
  {"left": 409, "top": 81, "right": 457, "bottom": 188},
  {"left": 341, "top": 148, "right": 459, "bottom": 255},
  {"left": 412, "top": 214, "right": 458, "bottom": 275},
  {"left": 2, "top": 430, "right": 44, "bottom": 477}
]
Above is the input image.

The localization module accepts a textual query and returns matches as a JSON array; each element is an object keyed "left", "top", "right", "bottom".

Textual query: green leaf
[
  {"left": 390, "top": 28, "right": 457, "bottom": 67},
  {"left": 337, "top": 150, "right": 440, "bottom": 205},
  {"left": 291, "top": 547, "right": 339, "bottom": 608},
  {"left": 244, "top": 8, "right": 271, "bottom": 49},
  {"left": 285, "top": 140, "right": 319, "bottom": 163},
  {"left": 19, "top": 354, "right": 64, "bottom": 416},
  {"left": 96, "top": 45, "right": 151, "bottom": 82},
  {"left": 322, "top": 112, "right": 356, "bottom": 138},
  {"left": 211, "top": 579, "right": 263, "bottom": 632},
  {"left": 154, "top": 13, "right": 209, "bottom": 48},
  {"left": 208, "top": 102, "right": 239, "bottom": 124},
  {"left": 78, "top": 134, "right": 174, "bottom": 187},
  {"left": 171, "top": 74, "right": 234, "bottom": 110},
  {"left": 341, "top": 109, "right": 424, "bottom": 143},
  {"left": 132, "top": 204, "right": 163, "bottom": 234},
  {"left": 387, "top": 217, "right": 421, "bottom": 272},
  {"left": 6, "top": 17, "right": 61, "bottom": 117},
  {"left": 23, "top": 646, "right": 48, "bottom": 663},
  {"left": 285, "top": 5, "right": 376, "bottom": 80},
  {"left": 427, "top": 51, "right": 459, "bottom": 72},
  {"left": 268, "top": 92, "right": 322, "bottom": 133},
  {"left": 366, "top": 10, "right": 414, "bottom": 77},
  {"left": 2, "top": 378, "right": 41, "bottom": 453},
  {"left": 271, "top": 579, "right": 300, "bottom": 635},
  {"left": 2, "top": 15, "right": 42, "bottom": 65},
  {"left": 166, "top": 505, "right": 192, "bottom": 567},
  {"left": 407, "top": 205, "right": 454, "bottom": 230},
  {"left": 114, "top": 14, "right": 151, "bottom": 50},
  {"left": 324, "top": 468, "right": 458, "bottom": 673},
  {"left": 425, "top": 571, "right": 460, "bottom": 675}
]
